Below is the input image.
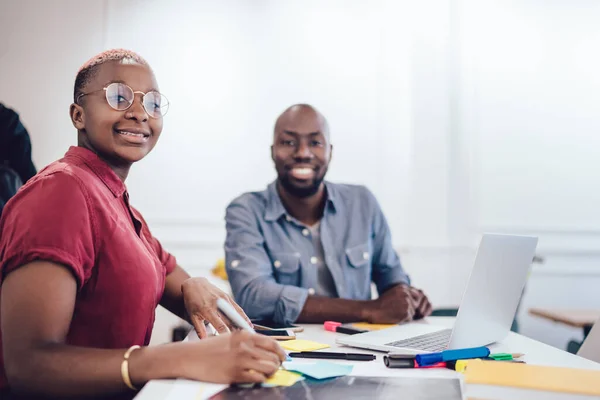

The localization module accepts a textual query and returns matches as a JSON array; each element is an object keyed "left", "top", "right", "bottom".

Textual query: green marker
[{"left": 489, "top": 352, "right": 524, "bottom": 361}]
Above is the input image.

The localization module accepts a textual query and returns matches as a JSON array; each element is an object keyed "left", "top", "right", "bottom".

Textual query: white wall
[
  {"left": 1, "top": 0, "right": 599, "bottom": 349},
  {"left": 0, "top": 0, "right": 105, "bottom": 163},
  {"left": 455, "top": 0, "right": 600, "bottom": 348}
]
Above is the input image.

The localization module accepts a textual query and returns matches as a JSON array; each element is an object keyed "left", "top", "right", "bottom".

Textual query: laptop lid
[
  {"left": 578, "top": 318, "right": 600, "bottom": 363},
  {"left": 448, "top": 233, "right": 538, "bottom": 349}
]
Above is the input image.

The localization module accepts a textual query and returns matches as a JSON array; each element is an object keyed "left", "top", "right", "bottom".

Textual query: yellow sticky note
[
  {"left": 263, "top": 369, "right": 303, "bottom": 387},
  {"left": 351, "top": 322, "right": 396, "bottom": 331},
  {"left": 280, "top": 339, "right": 330, "bottom": 352}
]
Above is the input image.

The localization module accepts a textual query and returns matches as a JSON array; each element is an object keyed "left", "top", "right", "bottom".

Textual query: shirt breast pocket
[
  {"left": 345, "top": 242, "right": 372, "bottom": 298},
  {"left": 346, "top": 242, "right": 371, "bottom": 269},
  {"left": 272, "top": 252, "right": 301, "bottom": 286}
]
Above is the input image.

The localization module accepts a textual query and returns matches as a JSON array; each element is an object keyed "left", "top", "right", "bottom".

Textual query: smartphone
[
  {"left": 251, "top": 319, "right": 304, "bottom": 333},
  {"left": 255, "top": 328, "right": 296, "bottom": 341}
]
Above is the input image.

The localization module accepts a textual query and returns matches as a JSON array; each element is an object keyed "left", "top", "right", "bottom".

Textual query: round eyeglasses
[{"left": 77, "top": 82, "right": 169, "bottom": 118}]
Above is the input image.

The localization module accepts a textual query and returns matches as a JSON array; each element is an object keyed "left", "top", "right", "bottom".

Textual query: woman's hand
[
  {"left": 178, "top": 331, "right": 286, "bottom": 384},
  {"left": 181, "top": 277, "right": 253, "bottom": 338},
  {"left": 129, "top": 330, "right": 287, "bottom": 386}
]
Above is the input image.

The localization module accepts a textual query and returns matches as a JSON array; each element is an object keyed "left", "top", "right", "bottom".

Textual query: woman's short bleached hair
[{"left": 73, "top": 49, "right": 149, "bottom": 103}]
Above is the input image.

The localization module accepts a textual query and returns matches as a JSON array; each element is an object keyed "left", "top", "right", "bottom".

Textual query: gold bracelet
[{"left": 121, "top": 345, "right": 141, "bottom": 391}]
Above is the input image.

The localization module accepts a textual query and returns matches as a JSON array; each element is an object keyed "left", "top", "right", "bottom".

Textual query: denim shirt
[{"left": 224, "top": 181, "right": 410, "bottom": 325}]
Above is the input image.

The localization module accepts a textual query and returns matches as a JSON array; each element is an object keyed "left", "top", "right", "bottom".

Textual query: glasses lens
[
  {"left": 105, "top": 83, "right": 134, "bottom": 111},
  {"left": 143, "top": 91, "right": 169, "bottom": 118}
]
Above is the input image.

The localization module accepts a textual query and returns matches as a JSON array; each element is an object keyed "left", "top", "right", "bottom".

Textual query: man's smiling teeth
[{"left": 291, "top": 167, "right": 314, "bottom": 178}]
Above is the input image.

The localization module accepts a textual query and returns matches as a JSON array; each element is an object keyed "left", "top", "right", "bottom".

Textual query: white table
[{"left": 134, "top": 317, "right": 600, "bottom": 400}]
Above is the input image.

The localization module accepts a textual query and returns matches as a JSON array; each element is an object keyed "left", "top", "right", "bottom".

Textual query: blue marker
[{"left": 415, "top": 346, "right": 490, "bottom": 366}]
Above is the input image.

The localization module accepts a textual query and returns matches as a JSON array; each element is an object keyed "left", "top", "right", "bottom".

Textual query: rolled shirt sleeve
[{"left": 0, "top": 172, "right": 96, "bottom": 288}]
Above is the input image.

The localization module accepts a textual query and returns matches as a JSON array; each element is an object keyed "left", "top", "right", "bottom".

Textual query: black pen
[
  {"left": 335, "top": 326, "right": 366, "bottom": 335},
  {"left": 289, "top": 351, "right": 376, "bottom": 361}
]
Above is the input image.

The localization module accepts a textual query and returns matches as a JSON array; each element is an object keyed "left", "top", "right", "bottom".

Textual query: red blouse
[{"left": 0, "top": 146, "right": 176, "bottom": 389}]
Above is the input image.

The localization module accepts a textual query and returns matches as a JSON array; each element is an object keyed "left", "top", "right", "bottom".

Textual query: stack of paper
[{"left": 465, "top": 359, "right": 600, "bottom": 400}]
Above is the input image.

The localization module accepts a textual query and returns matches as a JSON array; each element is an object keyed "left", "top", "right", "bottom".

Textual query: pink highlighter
[{"left": 324, "top": 321, "right": 366, "bottom": 335}]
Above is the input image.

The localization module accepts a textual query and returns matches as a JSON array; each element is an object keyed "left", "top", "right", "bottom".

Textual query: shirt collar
[
  {"left": 64, "top": 146, "right": 126, "bottom": 197},
  {"left": 264, "top": 180, "right": 338, "bottom": 222}
]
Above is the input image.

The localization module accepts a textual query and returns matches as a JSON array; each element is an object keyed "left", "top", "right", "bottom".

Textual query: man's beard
[{"left": 278, "top": 172, "right": 325, "bottom": 198}]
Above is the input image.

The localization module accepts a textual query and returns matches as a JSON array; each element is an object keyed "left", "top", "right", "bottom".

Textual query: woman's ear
[{"left": 69, "top": 103, "right": 85, "bottom": 130}]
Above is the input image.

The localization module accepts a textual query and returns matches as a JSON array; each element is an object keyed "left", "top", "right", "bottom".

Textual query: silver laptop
[{"left": 337, "top": 233, "right": 538, "bottom": 353}]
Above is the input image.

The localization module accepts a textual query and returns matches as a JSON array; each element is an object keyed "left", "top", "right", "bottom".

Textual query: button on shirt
[
  {"left": 0, "top": 146, "right": 176, "bottom": 390},
  {"left": 225, "top": 181, "right": 410, "bottom": 326}
]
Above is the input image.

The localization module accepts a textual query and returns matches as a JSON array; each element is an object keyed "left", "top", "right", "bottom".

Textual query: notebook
[{"left": 465, "top": 360, "right": 600, "bottom": 399}]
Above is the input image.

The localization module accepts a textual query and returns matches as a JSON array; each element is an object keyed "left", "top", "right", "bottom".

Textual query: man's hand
[
  {"left": 365, "top": 284, "right": 415, "bottom": 323},
  {"left": 365, "top": 284, "right": 433, "bottom": 324},
  {"left": 181, "top": 277, "right": 253, "bottom": 338},
  {"left": 408, "top": 286, "right": 433, "bottom": 320}
]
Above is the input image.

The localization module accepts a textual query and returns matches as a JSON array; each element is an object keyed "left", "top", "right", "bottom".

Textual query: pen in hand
[
  {"left": 216, "top": 298, "right": 287, "bottom": 371},
  {"left": 216, "top": 298, "right": 255, "bottom": 333}
]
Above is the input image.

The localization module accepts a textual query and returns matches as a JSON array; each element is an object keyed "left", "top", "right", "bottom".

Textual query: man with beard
[{"left": 225, "top": 104, "right": 432, "bottom": 326}]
